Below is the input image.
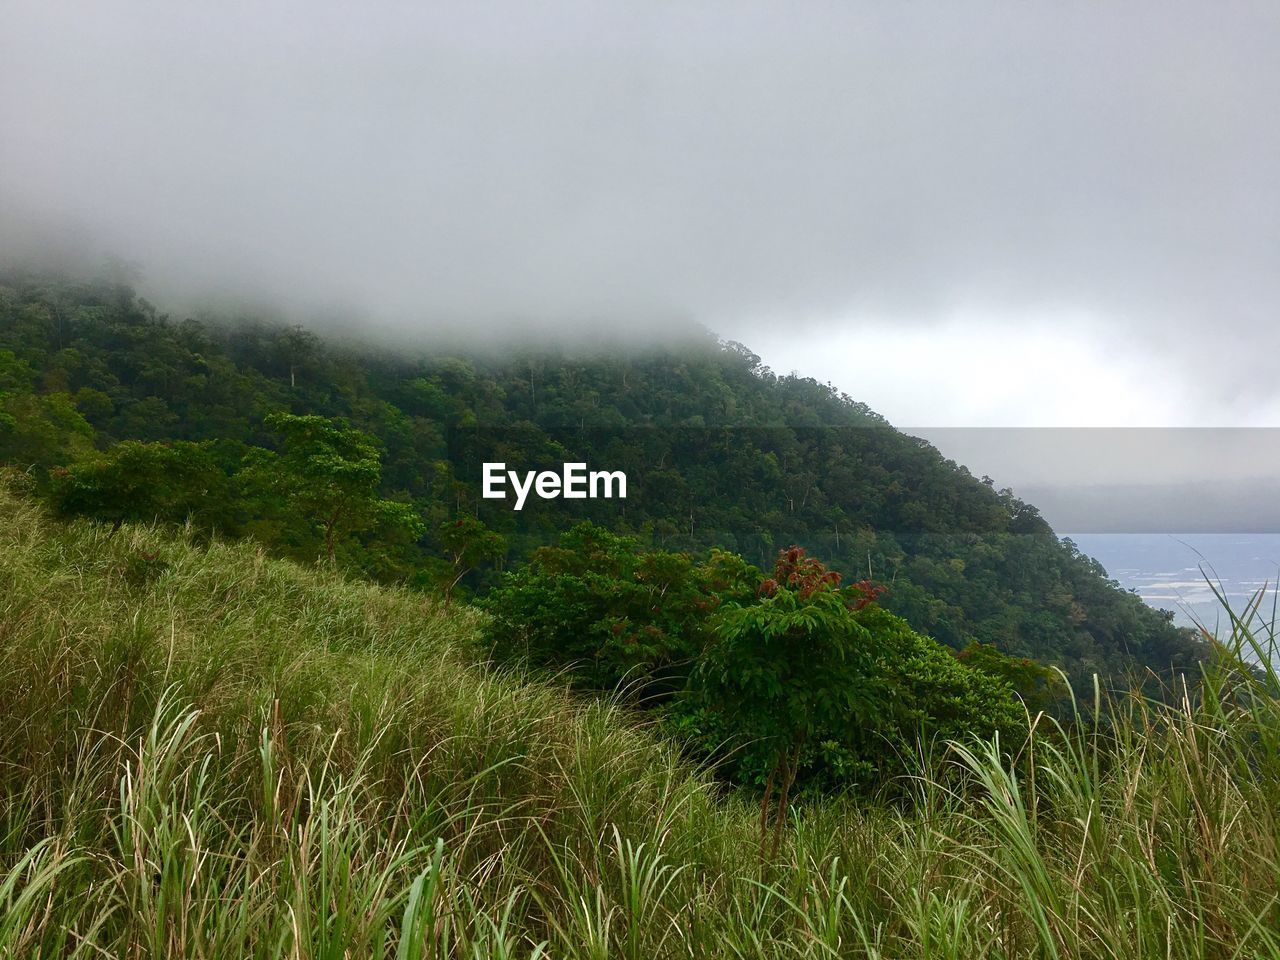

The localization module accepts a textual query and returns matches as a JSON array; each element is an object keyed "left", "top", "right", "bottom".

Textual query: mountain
[{"left": 0, "top": 268, "right": 1204, "bottom": 685}]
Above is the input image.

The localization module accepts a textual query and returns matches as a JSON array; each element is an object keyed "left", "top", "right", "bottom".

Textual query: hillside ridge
[{"left": 0, "top": 269, "right": 1204, "bottom": 684}]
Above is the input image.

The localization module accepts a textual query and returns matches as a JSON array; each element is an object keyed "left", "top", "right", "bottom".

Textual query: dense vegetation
[
  {"left": 1, "top": 487, "right": 1277, "bottom": 958},
  {"left": 482, "top": 523, "right": 1034, "bottom": 798},
  {"left": 0, "top": 267, "right": 1204, "bottom": 690}
]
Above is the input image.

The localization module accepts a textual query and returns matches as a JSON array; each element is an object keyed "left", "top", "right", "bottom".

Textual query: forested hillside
[{"left": 0, "top": 267, "right": 1203, "bottom": 685}]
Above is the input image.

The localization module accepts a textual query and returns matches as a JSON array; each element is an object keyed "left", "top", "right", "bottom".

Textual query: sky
[{"left": 2, "top": 0, "right": 1278, "bottom": 430}]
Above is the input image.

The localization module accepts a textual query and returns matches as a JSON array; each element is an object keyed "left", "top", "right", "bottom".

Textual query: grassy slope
[{"left": 1, "top": 485, "right": 1277, "bottom": 958}]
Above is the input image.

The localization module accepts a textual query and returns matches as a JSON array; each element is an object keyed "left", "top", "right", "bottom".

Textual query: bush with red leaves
[{"left": 759, "top": 545, "right": 886, "bottom": 609}]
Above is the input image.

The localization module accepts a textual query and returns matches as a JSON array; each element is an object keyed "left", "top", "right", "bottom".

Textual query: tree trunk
[
  {"left": 758, "top": 763, "right": 778, "bottom": 861},
  {"left": 770, "top": 740, "right": 803, "bottom": 860},
  {"left": 444, "top": 563, "right": 469, "bottom": 608}
]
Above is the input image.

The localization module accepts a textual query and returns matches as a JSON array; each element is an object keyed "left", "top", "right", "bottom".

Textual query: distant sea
[{"left": 1070, "top": 534, "right": 1280, "bottom": 636}]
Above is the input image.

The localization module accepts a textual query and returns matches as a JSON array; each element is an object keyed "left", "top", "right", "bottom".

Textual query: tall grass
[{"left": 1, "top": 485, "right": 1278, "bottom": 958}]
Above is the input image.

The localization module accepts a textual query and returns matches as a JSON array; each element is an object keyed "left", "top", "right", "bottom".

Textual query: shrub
[
  {"left": 49, "top": 439, "right": 230, "bottom": 529},
  {"left": 673, "top": 547, "right": 1026, "bottom": 834},
  {"left": 482, "top": 522, "right": 758, "bottom": 694},
  {"left": 489, "top": 534, "right": 1029, "bottom": 803}
]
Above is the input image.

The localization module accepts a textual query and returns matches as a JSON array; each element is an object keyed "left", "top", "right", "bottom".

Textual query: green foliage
[
  {"left": 434, "top": 514, "right": 507, "bottom": 602},
  {"left": 690, "top": 579, "right": 882, "bottom": 853},
  {"left": 49, "top": 439, "right": 230, "bottom": 529},
  {"left": 487, "top": 532, "right": 1026, "bottom": 801},
  {"left": 694, "top": 589, "right": 879, "bottom": 772},
  {"left": 484, "top": 522, "right": 758, "bottom": 693},
  {"left": 0, "top": 390, "right": 94, "bottom": 471},
  {"left": 956, "top": 639, "right": 1067, "bottom": 713},
  {"left": 0, "top": 348, "right": 35, "bottom": 391},
  {"left": 676, "top": 548, "right": 1025, "bottom": 810},
  {"left": 250, "top": 412, "right": 425, "bottom": 561},
  {"left": 0, "top": 484, "right": 1276, "bottom": 958},
  {"left": 0, "top": 268, "right": 1207, "bottom": 685}
]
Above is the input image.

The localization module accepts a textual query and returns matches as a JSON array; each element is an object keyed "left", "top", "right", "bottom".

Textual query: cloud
[
  {"left": 2, "top": 1, "right": 1277, "bottom": 408},
  {"left": 741, "top": 313, "right": 1198, "bottom": 427}
]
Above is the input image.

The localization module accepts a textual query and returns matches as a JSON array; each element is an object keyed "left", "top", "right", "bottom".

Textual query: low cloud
[{"left": 2, "top": 2, "right": 1277, "bottom": 401}]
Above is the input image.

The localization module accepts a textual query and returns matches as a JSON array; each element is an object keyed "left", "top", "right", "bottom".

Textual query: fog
[
  {"left": 2, "top": 1, "right": 1278, "bottom": 420},
  {"left": 906, "top": 428, "right": 1280, "bottom": 533}
]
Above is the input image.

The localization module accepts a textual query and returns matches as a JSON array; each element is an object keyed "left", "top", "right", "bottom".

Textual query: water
[{"left": 1069, "top": 533, "right": 1280, "bottom": 634}]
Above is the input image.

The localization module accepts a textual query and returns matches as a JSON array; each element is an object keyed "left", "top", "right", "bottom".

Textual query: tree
[
  {"left": 684, "top": 550, "right": 884, "bottom": 857},
  {"left": 678, "top": 546, "right": 1026, "bottom": 858},
  {"left": 0, "top": 268, "right": 1207, "bottom": 684},
  {"left": 437, "top": 515, "right": 506, "bottom": 603},
  {"left": 49, "top": 439, "right": 228, "bottom": 531},
  {"left": 955, "top": 640, "right": 1066, "bottom": 713},
  {"left": 0, "top": 389, "right": 95, "bottom": 473},
  {"left": 253, "top": 413, "right": 423, "bottom": 562},
  {"left": 483, "top": 522, "right": 758, "bottom": 694}
]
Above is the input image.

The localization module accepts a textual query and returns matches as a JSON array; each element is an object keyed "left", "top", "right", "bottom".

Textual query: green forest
[
  {"left": 0, "top": 267, "right": 1202, "bottom": 692},
  {"left": 2, "top": 433, "right": 1277, "bottom": 958},
  {"left": 5, "top": 267, "right": 1280, "bottom": 958}
]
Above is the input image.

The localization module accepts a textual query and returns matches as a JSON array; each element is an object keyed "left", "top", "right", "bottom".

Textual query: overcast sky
[{"left": 2, "top": 1, "right": 1278, "bottom": 428}]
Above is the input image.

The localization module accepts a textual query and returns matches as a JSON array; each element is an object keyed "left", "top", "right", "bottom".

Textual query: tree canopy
[{"left": 0, "top": 268, "right": 1206, "bottom": 685}]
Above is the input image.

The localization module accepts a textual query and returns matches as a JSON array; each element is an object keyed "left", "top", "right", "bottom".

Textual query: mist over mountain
[
  {"left": 3, "top": 1, "right": 1278, "bottom": 424},
  {"left": 6, "top": 6, "right": 1280, "bottom": 954},
  {"left": 0, "top": 270, "right": 1205, "bottom": 689}
]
